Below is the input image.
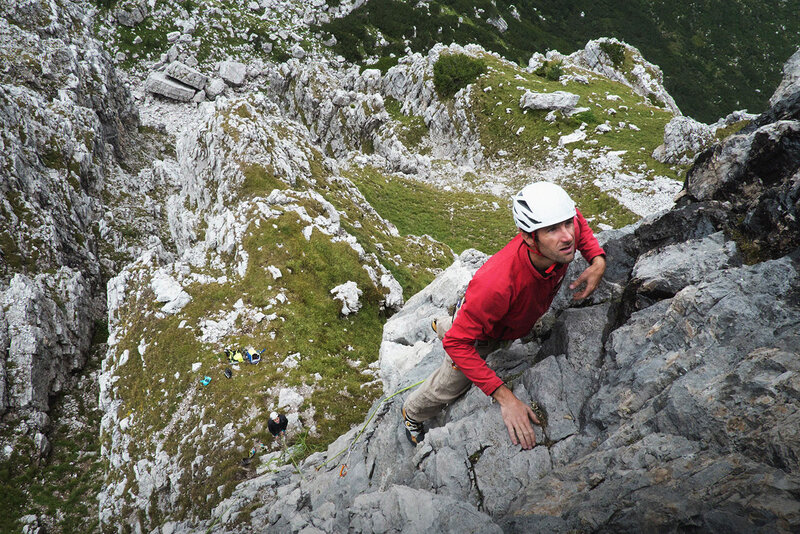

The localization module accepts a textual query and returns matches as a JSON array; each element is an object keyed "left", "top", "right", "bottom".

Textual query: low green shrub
[
  {"left": 433, "top": 53, "right": 486, "bottom": 99},
  {"left": 534, "top": 60, "right": 563, "bottom": 81},
  {"left": 599, "top": 41, "right": 626, "bottom": 69}
]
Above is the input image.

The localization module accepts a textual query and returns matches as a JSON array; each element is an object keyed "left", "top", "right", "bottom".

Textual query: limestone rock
[
  {"left": 571, "top": 38, "right": 681, "bottom": 115},
  {"left": 205, "top": 77, "right": 227, "bottom": 99},
  {"left": 684, "top": 114, "right": 800, "bottom": 258},
  {"left": 519, "top": 90, "right": 580, "bottom": 113},
  {"left": 330, "top": 281, "right": 362, "bottom": 316},
  {"left": 770, "top": 47, "right": 800, "bottom": 107},
  {"left": 630, "top": 231, "right": 741, "bottom": 299},
  {"left": 115, "top": 0, "right": 147, "bottom": 26},
  {"left": 150, "top": 271, "right": 191, "bottom": 314},
  {"left": 350, "top": 485, "right": 503, "bottom": 533},
  {"left": 144, "top": 71, "right": 196, "bottom": 101},
  {"left": 164, "top": 61, "right": 208, "bottom": 90},
  {"left": 219, "top": 60, "right": 247, "bottom": 86},
  {"left": 652, "top": 115, "right": 714, "bottom": 164}
]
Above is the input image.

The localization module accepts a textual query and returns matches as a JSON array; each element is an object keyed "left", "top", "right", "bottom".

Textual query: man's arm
[
  {"left": 570, "top": 210, "right": 607, "bottom": 300},
  {"left": 570, "top": 254, "right": 606, "bottom": 300}
]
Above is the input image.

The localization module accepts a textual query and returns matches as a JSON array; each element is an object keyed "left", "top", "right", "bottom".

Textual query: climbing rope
[
  {"left": 317, "top": 378, "right": 426, "bottom": 476},
  {"left": 282, "top": 437, "right": 307, "bottom": 482}
]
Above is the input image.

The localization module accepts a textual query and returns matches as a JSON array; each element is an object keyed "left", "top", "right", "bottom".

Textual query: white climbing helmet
[
  {"left": 270, "top": 411, "right": 279, "bottom": 420},
  {"left": 512, "top": 182, "right": 576, "bottom": 233}
]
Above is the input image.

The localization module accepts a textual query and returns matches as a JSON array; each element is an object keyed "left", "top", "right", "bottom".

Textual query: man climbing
[
  {"left": 402, "top": 182, "right": 606, "bottom": 449},
  {"left": 268, "top": 411, "right": 288, "bottom": 441}
]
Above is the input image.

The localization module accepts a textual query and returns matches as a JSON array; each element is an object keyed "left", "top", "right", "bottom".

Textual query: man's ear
[{"left": 520, "top": 230, "right": 536, "bottom": 248}]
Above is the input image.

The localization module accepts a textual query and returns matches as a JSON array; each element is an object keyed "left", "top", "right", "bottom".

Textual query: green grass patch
[
  {"left": 347, "top": 165, "right": 515, "bottom": 256},
  {"left": 599, "top": 41, "right": 626, "bottom": 69},
  {"left": 714, "top": 120, "right": 750, "bottom": 141},
  {"left": 362, "top": 55, "right": 399, "bottom": 74},
  {"left": 465, "top": 54, "right": 686, "bottom": 192},
  {"left": 239, "top": 163, "right": 287, "bottom": 199}
]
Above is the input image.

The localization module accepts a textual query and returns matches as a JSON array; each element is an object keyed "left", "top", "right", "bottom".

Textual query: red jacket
[{"left": 442, "top": 210, "right": 605, "bottom": 395}]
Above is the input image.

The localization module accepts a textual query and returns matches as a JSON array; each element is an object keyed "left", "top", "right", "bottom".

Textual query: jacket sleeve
[
  {"left": 574, "top": 209, "right": 605, "bottom": 262},
  {"left": 441, "top": 279, "right": 508, "bottom": 396}
]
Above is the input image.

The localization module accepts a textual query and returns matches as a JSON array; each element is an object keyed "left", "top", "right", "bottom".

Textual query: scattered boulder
[
  {"left": 330, "top": 281, "right": 362, "bottom": 316},
  {"left": 652, "top": 115, "right": 714, "bottom": 164},
  {"left": 519, "top": 90, "right": 580, "bottom": 113},
  {"left": 114, "top": 0, "right": 147, "bottom": 27},
  {"left": 150, "top": 271, "right": 191, "bottom": 314},
  {"left": 290, "top": 44, "right": 306, "bottom": 59},
  {"left": 219, "top": 60, "right": 247, "bottom": 87},
  {"left": 205, "top": 78, "right": 227, "bottom": 99}
]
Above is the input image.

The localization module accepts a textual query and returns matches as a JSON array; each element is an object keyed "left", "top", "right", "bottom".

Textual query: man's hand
[
  {"left": 570, "top": 255, "right": 606, "bottom": 300},
  {"left": 491, "top": 385, "right": 541, "bottom": 449}
]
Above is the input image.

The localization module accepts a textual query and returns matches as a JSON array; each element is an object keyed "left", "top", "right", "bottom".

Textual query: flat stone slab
[
  {"left": 144, "top": 71, "right": 196, "bottom": 102},
  {"left": 165, "top": 61, "right": 207, "bottom": 90}
]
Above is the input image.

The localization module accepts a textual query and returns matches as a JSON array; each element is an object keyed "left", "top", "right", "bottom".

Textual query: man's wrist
[{"left": 491, "top": 384, "right": 514, "bottom": 405}]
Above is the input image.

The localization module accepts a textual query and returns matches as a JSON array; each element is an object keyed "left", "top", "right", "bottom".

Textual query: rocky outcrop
[
  {"left": 569, "top": 38, "right": 681, "bottom": 115},
  {"left": 651, "top": 115, "right": 714, "bottom": 164},
  {"left": 682, "top": 54, "right": 800, "bottom": 260},
  {"left": 0, "top": 0, "right": 140, "bottom": 462}
]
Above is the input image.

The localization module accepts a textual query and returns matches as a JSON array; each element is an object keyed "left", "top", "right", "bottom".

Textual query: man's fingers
[
  {"left": 569, "top": 271, "right": 587, "bottom": 290},
  {"left": 505, "top": 421, "right": 519, "bottom": 446}
]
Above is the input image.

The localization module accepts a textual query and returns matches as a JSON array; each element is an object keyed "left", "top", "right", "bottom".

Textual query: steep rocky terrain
[
  {"left": 194, "top": 52, "right": 800, "bottom": 533},
  {"left": 0, "top": 0, "right": 797, "bottom": 532}
]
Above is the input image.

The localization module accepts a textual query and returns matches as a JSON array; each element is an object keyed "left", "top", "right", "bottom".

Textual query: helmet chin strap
[{"left": 526, "top": 233, "right": 557, "bottom": 274}]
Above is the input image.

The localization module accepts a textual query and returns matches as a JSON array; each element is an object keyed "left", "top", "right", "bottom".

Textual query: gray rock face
[
  {"left": 770, "top": 47, "right": 800, "bottom": 107},
  {"left": 684, "top": 101, "right": 800, "bottom": 259},
  {"left": 630, "top": 231, "right": 741, "bottom": 298},
  {"left": 350, "top": 485, "right": 503, "bottom": 534},
  {"left": 1, "top": 270, "right": 93, "bottom": 413},
  {"left": 0, "top": 0, "right": 143, "bottom": 465}
]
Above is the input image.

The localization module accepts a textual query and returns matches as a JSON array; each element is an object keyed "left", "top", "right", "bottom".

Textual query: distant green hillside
[{"left": 319, "top": 0, "right": 800, "bottom": 123}]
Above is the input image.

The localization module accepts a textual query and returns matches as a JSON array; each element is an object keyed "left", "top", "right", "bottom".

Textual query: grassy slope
[{"left": 319, "top": 0, "right": 800, "bottom": 123}]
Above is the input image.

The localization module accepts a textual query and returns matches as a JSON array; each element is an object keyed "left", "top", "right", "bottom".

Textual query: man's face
[{"left": 533, "top": 218, "right": 576, "bottom": 263}]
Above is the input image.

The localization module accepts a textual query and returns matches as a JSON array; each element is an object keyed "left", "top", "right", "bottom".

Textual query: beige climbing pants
[{"left": 403, "top": 314, "right": 508, "bottom": 422}]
